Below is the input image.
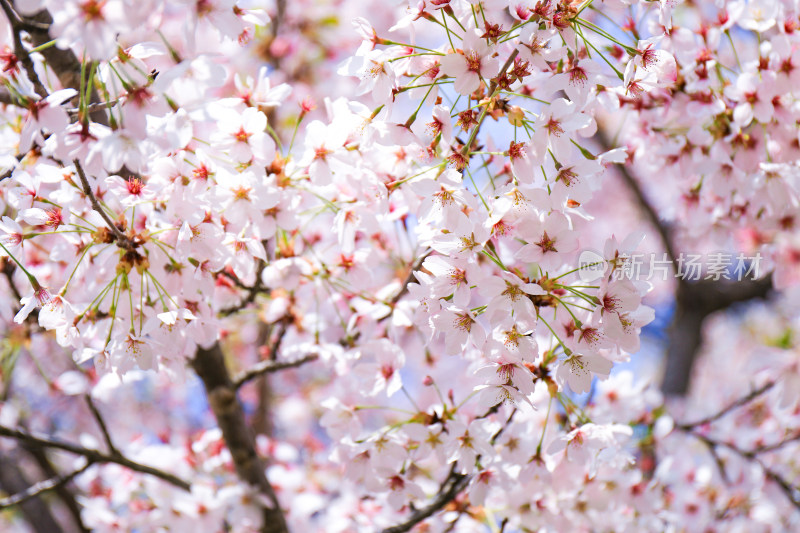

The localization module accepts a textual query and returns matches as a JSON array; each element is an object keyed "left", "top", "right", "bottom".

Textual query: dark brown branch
[
  {"left": 191, "top": 343, "right": 288, "bottom": 533},
  {"left": 272, "top": 0, "right": 286, "bottom": 38},
  {"left": 661, "top": 275, "right": 772, "bottom": 396},
  {"left": 0, "top": 86, "right": 21, "bottom": 106},
  {"left": 489, "top": 408, "right": 516, "bottom": 444},
  {"left": 0, "top": 424, "right": 192, "bottom": 490},
  {"left": 22, "top": 6, "right": 109, "bottom": 125},
  {"left": 250, "top": 323, "right": 275, "bottom": 437},
  {"left": 382, "top": 466, "right": 469, "bottom": 533},
  {"left": 234, "top": 353, "right": 318, "bottom": 390},
  {"left": 757, "top": 459, "right": 800, "bottom": 510},
  {"left": 381, "top": 405, "right": 516, "bottom": 533},
  {"left": 0, "top": 0, "right": 48, "bottom": 98},
  {"left": 218, "top": 247, "right": 269, "bottom": 316},
  {"left": 0, "top": 460, "right": 93, "bottom": 510}
]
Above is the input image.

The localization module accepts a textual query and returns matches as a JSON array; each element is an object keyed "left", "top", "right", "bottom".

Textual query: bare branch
[
  {"left": 218, "top": 244, "right": 269, "bottom": 316},
  {"left": 677, "top": 381, "right": 775, "bottom": 430},
  {"left": 84, "top": 394, "right": 120, "bottom": 456},
  {"left": 0, "top": 424, "right": 192, "bottom": 491},
  {"left": 191, "top": 343, "right": 288, "bottom": 533},
  {"left": 748, "top": 432, "right": 800, "bottom": 455},
  {"left": 381, "top": 405, "right": 516, "bottom": 533},
  {"left": 73, "top": 159, "right": 134, "bottom": 249},
  {"left": 757, "top": 459, "right": 800, "bottom": 511},
  {"left": 234, "top": 353, "right": 319, "bottom": 390},
  {"left": 676, "top": 383, "right": 800, "bottom": 511},
  {"left": 377, "top": 249, "right": 432, "bottom": 323},
  {"left": 381, "top": 467, "right": 469, "bottom": 533},
  {"left": 0, "top": 460, "right": 93, "bottom": 510}
]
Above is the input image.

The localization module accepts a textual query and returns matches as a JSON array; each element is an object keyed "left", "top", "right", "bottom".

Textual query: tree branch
[
  {"left": 377, "top": 249, "right": 432, "bottom": 323},
  {"left": 22, "top": 6, "right": 109, "bottom": 125},
  {"left": 84, "top": 394, "right": 120, "bottom": 456},
  {"left": 381, "top": 467, "right": 469, "bottom": 533},
  {"left": 73, "top": 159, "right": 134, "bottom": 249},
  {"left": 675, "top": 382, "right": 800, "bottom": 511},
  {"left": 234, "top": 353, "right": 318, "bottom": 390},
  {"left": 595, "top": 126, "right": 773, "bottom": 396},
  {"left": 0, "top": 452, "right": 65, "bottom": 533},
  {"left": 677, "top": 381, "right": 775, "bottom": 430},
  {"left": 381, "top": 405, "right": 516, "bottom": 533},
  {"left": 23, "top": 444, "right": 91, "bottom": 533},
  {"left": 0, "top": 460, "right": 93, "bottom": 510},
  {"left": 0, "top": 0, "right": 48, "bottom": 98},
  {"left": 687, "top": 431, "right": 800, "bottom": 511},
  {"left": 0, "top": 424, "right": 192, "bottom": 490},
  {"left": 191, "top": 343, "right": 288, "bottom": 533}
]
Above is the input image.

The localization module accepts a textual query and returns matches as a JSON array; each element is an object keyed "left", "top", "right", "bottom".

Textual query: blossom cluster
[{"left": 0, "top": 0, "right": 797, "bottom": 532}]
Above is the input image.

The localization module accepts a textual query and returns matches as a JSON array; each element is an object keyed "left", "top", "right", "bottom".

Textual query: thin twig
[
  {"left": 676, "top": 383, "right": 800, "bottom": 511},
  {"left": 459, "top": 49, "right": 520, "bottom": 159},
  {"left": 678, "top": 381, "right": 775, "bottom": 430},
  {"left": 748, "top": 432, "right": 800, "bottom": 455},
  {"left": 67, "top": 98, "right": 121, "bottom": 116},
  {"left": 0, "top": 460, "right": 93, "bottom": 510},
  {"left": 693, "top": 433, "right": 731, "bottom": 484},
  {"left": 381, "top": 404, "right": 517, "bottom": 533},
  {"left": 73, "top": 159, "right": 132, "bottom": 249},
  {"left": 0, "top": 424, "right": 192, "bottom": 491},
  {"left": 757, "top": 458, "right": 800, "bottom": 510},
  {"left": 490, "top": 408, "right": 517, "bottom": 444},
  {"left": 234, "top": 353, "right": 318, "bottom": 390},
  {"left": 22, "top": 444, "right": 91, "bottom": 533},
  {"left": 218, "top": 254, "right": 268, "bottom": 316},
  {"left": 382, "top": 468, "right": 469, "bottom": 533},
  {"left": 377, "top": 249, "right": 433, "bottom": 322},
  {"left": 84, "top": 394, "right": 119, "bottom": 456},
  {"left": 690, "top": 432, "right": 800, "bottom": 511}
]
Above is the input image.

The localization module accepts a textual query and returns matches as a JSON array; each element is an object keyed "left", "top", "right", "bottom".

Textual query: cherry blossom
[{"left": 0, "top": 1, "right": 797, "bottom": 532}]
